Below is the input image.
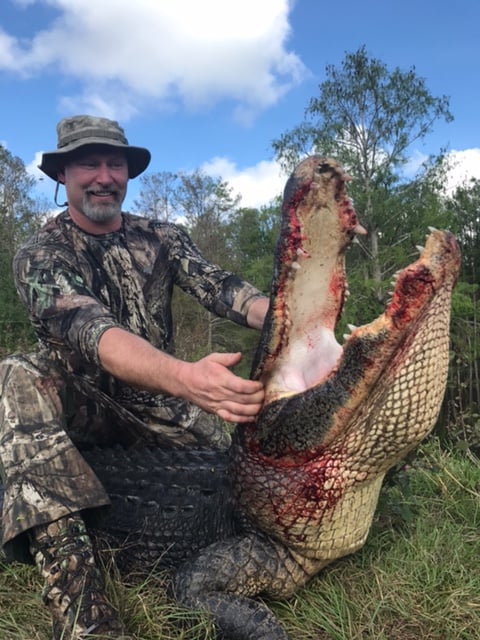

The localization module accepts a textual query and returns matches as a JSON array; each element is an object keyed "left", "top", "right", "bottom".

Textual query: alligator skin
[
  {"left": 82, "top": 446, "right": 240, "bottom": 571},
  {"left": 0, "top": 157, "right": 461, "bottom": 640}
]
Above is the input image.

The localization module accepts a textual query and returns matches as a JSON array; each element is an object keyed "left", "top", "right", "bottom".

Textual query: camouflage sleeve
[
  {"left": 163, "top": 224, "right": 264, "bottom": 327},
  {"left": 13, "top": 246, "right": 118, "bottom": 366}
]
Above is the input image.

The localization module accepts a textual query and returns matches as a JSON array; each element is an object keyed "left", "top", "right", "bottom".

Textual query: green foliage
[
  {"left": 442, "top": 178, "right": 480, "bottom": 450},
  {"left": 272, "top": 45, "right": 452, "bottom": 180},
  {"left": 1, "top": 47, "right": 478, "bottom": 640},
  {"left": 336, "top": 268, "right": 383, "bottom": 339},
  {"left": 227, "top": 202, "right": 281, "bottom": 292},
  {"left": 0, "top": 145, "right": 43, "bottom": 356},
  {"left": 175, "top": 170, "right": 240, "bottom": 268},
  {"left": 133, "top": 170, "right": 180, "bottom": 220},
  {"left": 446, "top": 177, "right": 480, "bottom": 284}
]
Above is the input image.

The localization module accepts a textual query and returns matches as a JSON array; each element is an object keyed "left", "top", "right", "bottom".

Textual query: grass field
[{"left": 1, "top": 439, "right": 479, "bottom": 640}]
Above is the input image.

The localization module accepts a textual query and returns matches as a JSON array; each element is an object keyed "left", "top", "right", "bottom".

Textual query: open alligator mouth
[
  {"left": 233, "top": 155, "right": 460, "bottom": 558},
  {"left": 243, "top": 156, "right": 461, "bottom": 459}
]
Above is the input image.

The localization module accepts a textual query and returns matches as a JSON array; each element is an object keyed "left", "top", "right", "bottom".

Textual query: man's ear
[{"left": 57, "top": 170, "right": 66, "bottom": 185}]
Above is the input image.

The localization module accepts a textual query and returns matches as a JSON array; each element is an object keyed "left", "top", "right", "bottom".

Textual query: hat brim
[{"left": 39, "top": 140, "right": 151, "bottom": 181}]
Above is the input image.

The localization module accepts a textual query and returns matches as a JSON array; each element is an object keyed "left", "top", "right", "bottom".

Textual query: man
[{"left": 0, "top": 115, "right": 268, "bottom": 639}]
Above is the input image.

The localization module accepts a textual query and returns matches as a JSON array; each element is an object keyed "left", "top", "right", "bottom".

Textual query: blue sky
[{"left": 1, "top": 0, "right": 479, "bottom": 211}]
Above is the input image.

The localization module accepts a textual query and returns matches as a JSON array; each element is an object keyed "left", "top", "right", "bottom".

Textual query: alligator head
[
  {"left": 175, "top": 155, "right": 461, "bottom": 640},
  {"left": 232, "top": 155, "right": 461, "bottom": 569}
]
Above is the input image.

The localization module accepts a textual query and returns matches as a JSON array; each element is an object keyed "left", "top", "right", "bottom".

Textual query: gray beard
[{"left": 82, "top": 194, "right": 122, "bottom": 223}]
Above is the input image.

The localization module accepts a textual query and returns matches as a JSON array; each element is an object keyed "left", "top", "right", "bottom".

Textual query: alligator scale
[{"left": 0, "top": 157, "right": 461, "bottom": 639}]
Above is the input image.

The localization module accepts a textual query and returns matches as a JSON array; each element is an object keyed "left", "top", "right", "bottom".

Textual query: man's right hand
[
  {"left": 98, "top": 328, "right": 264, "bottom": 424},
  {"left": 178, "top": 352, "right": 265, "bottom": 423}
]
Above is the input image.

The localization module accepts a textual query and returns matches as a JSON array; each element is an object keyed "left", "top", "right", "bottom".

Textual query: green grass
[{"left": 1, "top": 439, "right": 479, "bottom": 639}]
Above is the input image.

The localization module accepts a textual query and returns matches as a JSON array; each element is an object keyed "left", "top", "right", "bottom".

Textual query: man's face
[{"left": 60, "top": 147, "right": 129, "bottom": 225}]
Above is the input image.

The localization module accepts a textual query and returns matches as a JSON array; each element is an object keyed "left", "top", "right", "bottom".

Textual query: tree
[
  {"left": 223, "top": 202, "right": 282, "bottom": 376},
  {"left": 133, "top": 171, "right": 179, "bottom": 220},
  {"left": 272, "top": 46, "right": 453, "bottom": 300},
  {"left": 175, "top": 170, "right": 243, "bottom": 354},
  {"left": 441, "top": 178, "right": 480, "bottom": 449},
  {"left": 448, "top": 177, "right": 480, "bottom": 285},
  {"left": 174, "top": 170, "right": 240, "bottom": 265},
  {"left": 227, "top": 202, "right": 281, "bottom": 292},
  {"left": 134, "top": 169, "right": 246, "bottom": 359},
  {"left": 0, "top": 145, "right": 43, "bottom": 354}
]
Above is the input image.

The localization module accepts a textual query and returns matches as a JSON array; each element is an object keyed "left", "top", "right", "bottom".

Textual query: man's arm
[{"left": 97, "top": 327, "right": 265, "bottom": 424}]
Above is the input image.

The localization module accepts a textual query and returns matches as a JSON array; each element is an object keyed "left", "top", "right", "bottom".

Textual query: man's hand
[
  {"left": 98, "top": 328, "right": 264, "bottom": 423},
  {"left": 178, "top": 352, "right": 264, "bottom": 423}
]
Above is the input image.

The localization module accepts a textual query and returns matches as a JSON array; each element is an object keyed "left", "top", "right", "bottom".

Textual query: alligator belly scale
[{"left": 0, "top": 157, "right": 461, "bottom": 640}]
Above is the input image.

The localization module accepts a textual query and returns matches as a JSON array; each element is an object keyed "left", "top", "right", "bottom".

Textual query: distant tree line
[{"left": 1, "top": 47, "right": 478, "bottom": 451}]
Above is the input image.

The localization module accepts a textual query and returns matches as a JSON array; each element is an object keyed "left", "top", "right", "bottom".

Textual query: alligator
[{"left": 0, "top": 156, "right": 461, "bottom": 640}]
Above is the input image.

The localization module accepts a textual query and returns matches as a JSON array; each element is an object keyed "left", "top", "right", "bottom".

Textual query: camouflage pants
[{"left": 0, "top": 352, "right": 230, "bottom": 560}]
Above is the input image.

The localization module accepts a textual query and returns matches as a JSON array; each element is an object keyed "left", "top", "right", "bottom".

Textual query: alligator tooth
[
  {"left": 347, "top": 324, "right": 357, "bottom": 332},
  {"left": 291, "top": 261, "right": 301, "bottom": 270},
  {"left": 416, "top": 245, "right": 425, "bottom": 254},
  {"left": 296, "top": 247, "right": 311, "bottom": 258},
  {"left": 428, "top": 226, "right": 438, "bottom": 233}
]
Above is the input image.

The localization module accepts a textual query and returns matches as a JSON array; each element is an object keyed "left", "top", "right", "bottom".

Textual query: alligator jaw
[
  {"left": 233, "top": 158, "right": 460, "bottom": 563},
  {"left": 250, "top": 225, "right": 460, "bottom": 460},
  {"left": 323, "top": 228, "right": 460, "bottom": 454},
  {"left": 247, "top": 155, "right": 460, "bottom": 460},
  {"left": 252, "top": 156, "right": 366, "bottom": 405}
]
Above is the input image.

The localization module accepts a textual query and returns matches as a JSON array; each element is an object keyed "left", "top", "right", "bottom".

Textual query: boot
[{"left": 29, "top": 513, "right": 131, "bottom": 639}]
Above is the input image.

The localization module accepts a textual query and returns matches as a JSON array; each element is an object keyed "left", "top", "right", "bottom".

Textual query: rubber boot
[{"left": 29, "top": 513, "right": 131, "bottom": 639}]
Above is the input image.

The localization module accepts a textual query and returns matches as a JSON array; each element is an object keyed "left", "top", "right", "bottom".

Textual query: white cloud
[
  {"left": 25, "top": 150, "right": 43, "bottom": 179},
  {"left": 1, "top": 0, "right": 305, "bottom": 124},
  {"left": 202, "top": 157, "right": 286, "bottom": 208},
  {"left": 402, "top": 149, "right": 429, "bottom": 178},
  {"left": 444, "top": 148, "right": 480, "bottom": 193}
]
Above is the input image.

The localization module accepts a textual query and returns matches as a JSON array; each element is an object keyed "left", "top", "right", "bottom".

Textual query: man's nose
[{"left": 95, "top": 163, "right": 114, "bottom": 183}]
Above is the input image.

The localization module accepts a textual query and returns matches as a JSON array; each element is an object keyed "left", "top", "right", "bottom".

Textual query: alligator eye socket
[{"left": 316, "top": 162, "right": 331, "bottom": 174}]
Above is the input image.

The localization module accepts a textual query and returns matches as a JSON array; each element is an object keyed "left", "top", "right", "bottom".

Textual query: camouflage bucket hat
[{"left": 38, "top": 115, "right": 151, "bottom": 181}]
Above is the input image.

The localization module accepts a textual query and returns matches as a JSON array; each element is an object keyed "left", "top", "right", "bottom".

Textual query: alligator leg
[{"left": 174, "top": 531, "right": 315, "bottom": 640}]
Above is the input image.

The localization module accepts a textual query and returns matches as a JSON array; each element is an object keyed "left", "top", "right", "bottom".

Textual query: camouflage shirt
[{"left": 13, "top": 211, "right": 262, "bottom": 437}]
